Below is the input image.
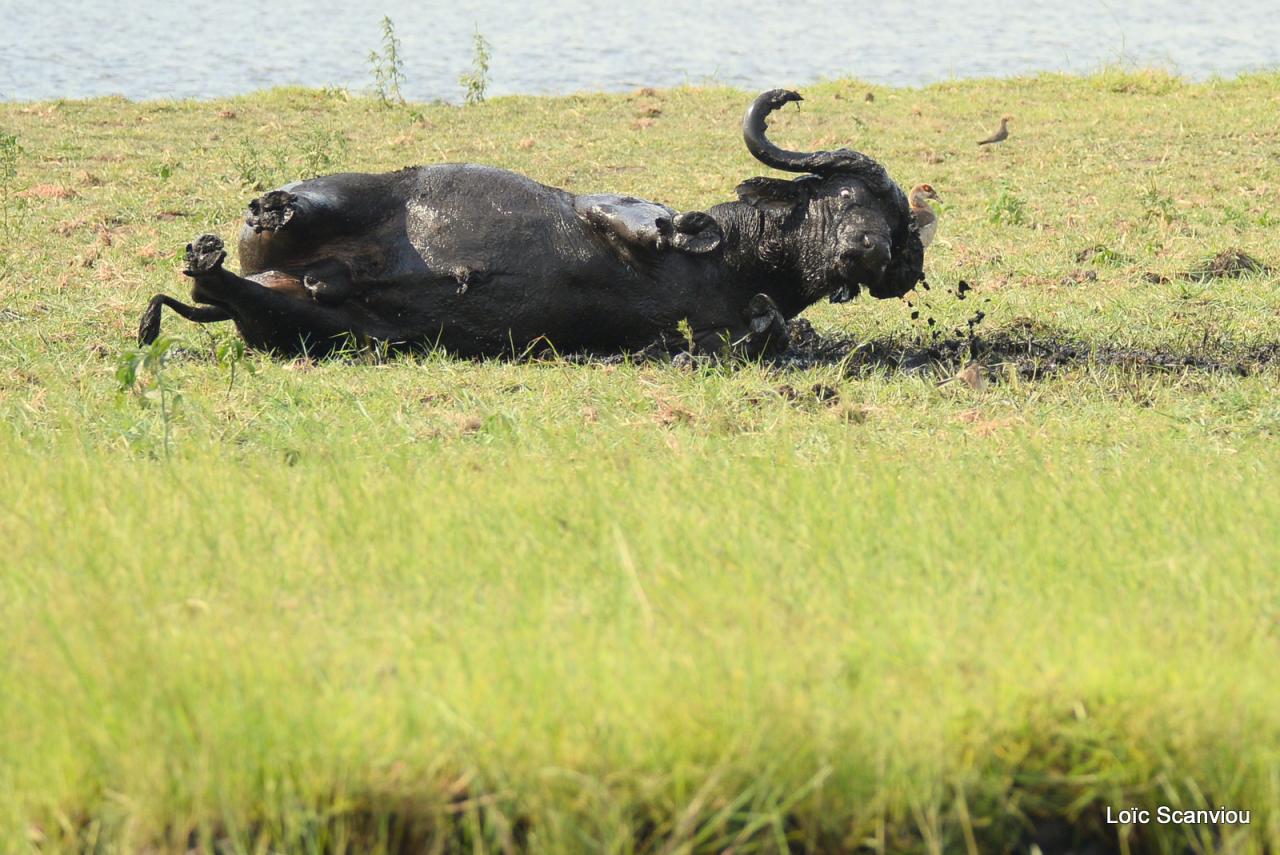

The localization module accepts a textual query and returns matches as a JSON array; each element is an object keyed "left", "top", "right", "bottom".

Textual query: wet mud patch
[
  {"left": 555, "top": 315, "right": 1278, "bottom": 381},
  {"left": 772, "top": 318, "right": 1280, "bottom": 381}
]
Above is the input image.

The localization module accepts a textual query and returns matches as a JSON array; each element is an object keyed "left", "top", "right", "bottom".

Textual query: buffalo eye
[{"left": 837, "top": 187, "right": 865, "bottom": 206}]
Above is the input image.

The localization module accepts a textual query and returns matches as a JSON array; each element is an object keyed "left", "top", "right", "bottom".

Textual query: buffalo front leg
[
  {"left": 639, "top": 295, "right": 789, "bottom": 361},
  {"left": 179, "top": 233, "right": 369, "bottom": 355},
  {"left": 138, "top": 295, "right": 232, "bottom": 345},
  {"left": 136, "top": 234, "right": 240, "bottom": 343},
  {"left": 183, "top": 233, "right": 234, "bottom": 290},
  {"left": 733, "top": 293, "right": 790, "bottom": 357}
]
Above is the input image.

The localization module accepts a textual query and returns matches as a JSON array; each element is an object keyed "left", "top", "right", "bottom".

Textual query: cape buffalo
[{"left": 139, "top": 89, "right": 924, "bottom": 357}]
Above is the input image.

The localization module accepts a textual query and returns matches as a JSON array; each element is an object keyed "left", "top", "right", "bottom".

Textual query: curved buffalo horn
[{"left": 742, "top": 89, "right": 891, "bottom": 186}]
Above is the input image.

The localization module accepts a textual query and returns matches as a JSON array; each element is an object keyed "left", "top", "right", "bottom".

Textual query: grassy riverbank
[{"left": 1, "top": 72, "right": 1279, "bottom": 852}]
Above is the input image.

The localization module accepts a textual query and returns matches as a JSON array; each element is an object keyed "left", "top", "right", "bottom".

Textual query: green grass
[{"left": 1, "top": 72, "right": 1279, "bottom": 852}]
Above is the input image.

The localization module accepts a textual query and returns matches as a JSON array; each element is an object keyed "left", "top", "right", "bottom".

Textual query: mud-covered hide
[{"left": 139, "top": 89, "right": 922, "bottom": 358}]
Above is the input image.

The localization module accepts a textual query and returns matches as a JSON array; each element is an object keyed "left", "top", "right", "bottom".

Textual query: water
[{"left": 2, "top": 0, "right": 1278, "bottom": 101}]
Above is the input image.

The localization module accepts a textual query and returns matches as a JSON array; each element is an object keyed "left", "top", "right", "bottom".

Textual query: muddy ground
[{"left": 771, "top": 316, "right": 1280, "bottom": 381}]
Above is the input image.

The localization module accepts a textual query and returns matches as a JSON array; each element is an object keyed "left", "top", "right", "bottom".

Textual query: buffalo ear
[{"left": 735, "top": 177, "right": 808, "bottom": 215}]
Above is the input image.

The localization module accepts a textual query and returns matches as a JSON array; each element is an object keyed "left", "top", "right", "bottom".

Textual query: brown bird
[
  {"left": 977, "top": 115, "right": 1011, "bottom": 146},
  {"left": 938, "top": 362, "right": 986, "bottom": 391},
  {"left": 909, "top": 184, "right": 942, "bottom": 248}
]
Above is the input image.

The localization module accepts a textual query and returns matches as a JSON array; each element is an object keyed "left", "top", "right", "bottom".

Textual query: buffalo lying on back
[{"left": 139, "top": 89, "right": 924, "bottom": 357}]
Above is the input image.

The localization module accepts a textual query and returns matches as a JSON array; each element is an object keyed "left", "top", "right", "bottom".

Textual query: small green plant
[
  {"left": 676, "top": 318, "right": 695, "bottom": 353},
  {"left": 1091, "top": 246, "right": 1125, "bottom": 265},
  {"left": 231, "top": 139, "right": 269, "bottom": 190},
  {"left": 0, "top": 130, "right": 22, "bottom": 235},
  {"left": 300, "top": 129, "right": 348, "bottom": 179},
  {"left": 116, "top": 336, "right": 185, "bottom": 459},
  {"left": 1222, "top": 205, "right": 1250, "bottom": 230},
  {"left": 986, "top": 182, "right": 1027, "bottom": 226},
  {"left": 369, "top": 16, "right": 407, "bottom": 107},
  {"left": 149, "top": 157, "right": 179, "bottom": 182},
  {"left": 230, "top": 130, "right": 344, "bottom": 188},
  {"left": 231, "top": 138, "right": 288, "bottom": 191},
  {"left": 459, "top": 28, "right": 492, "bottom": 106},
  {"left": 1140, "top": 184, "right": 1177, "bottom": 224},
  {"left": 1076, "top": 244, "right": 1131, "bottom": 266},
  {"left": 215, "top": 336, "right": 254, "bottom": 395}
]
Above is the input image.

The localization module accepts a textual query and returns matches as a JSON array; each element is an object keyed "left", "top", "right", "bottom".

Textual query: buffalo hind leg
[
  {"left": 245, "top": 190, "right": 298, "bottom": 233},
  {"left": 176, "top": 233, "right": 373, "bottom": 356},
  {"left": 138, "top": 295, "right": 232, "bottom": 345}
]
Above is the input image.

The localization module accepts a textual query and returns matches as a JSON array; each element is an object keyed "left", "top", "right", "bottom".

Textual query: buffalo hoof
[
  {"left": 138, "top": 297, "right": 163, "bottom": 345},
  {"left": 137, "top": 294, "right": 233, "bottom": 346},
  {"left": 246, "top": 190, "right": 298, "bottom": 232},
  {"left": 741, "top": 293, "right": 789, "bottom": 355},
  {"left": 183, "top": 234, "right": 227, "bottom": 277}
]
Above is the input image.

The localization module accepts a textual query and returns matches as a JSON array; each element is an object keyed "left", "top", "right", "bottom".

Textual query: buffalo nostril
[{"left": 842, "top": 234, "right": 891, "bottom": 278}]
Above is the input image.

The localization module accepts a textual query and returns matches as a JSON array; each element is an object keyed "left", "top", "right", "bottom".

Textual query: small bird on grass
[
  {"left": 939, "top": 362, "right": 986, "bottom": 391},
  {"left": 909, "top": 184, "right": 942, "bottom": 248},
  {"left": 977, "top": 115, "right": 1011, "bottom": 146}
]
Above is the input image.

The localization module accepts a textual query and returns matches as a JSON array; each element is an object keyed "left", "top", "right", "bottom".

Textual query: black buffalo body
[{"left": 140, "top": 90, "right": 924, "bottom": 357}]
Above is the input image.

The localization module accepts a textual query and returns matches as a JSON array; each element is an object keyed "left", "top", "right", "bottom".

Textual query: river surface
[{"left": 2, "top": 0, "right": 1278, "bottom": 101}]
